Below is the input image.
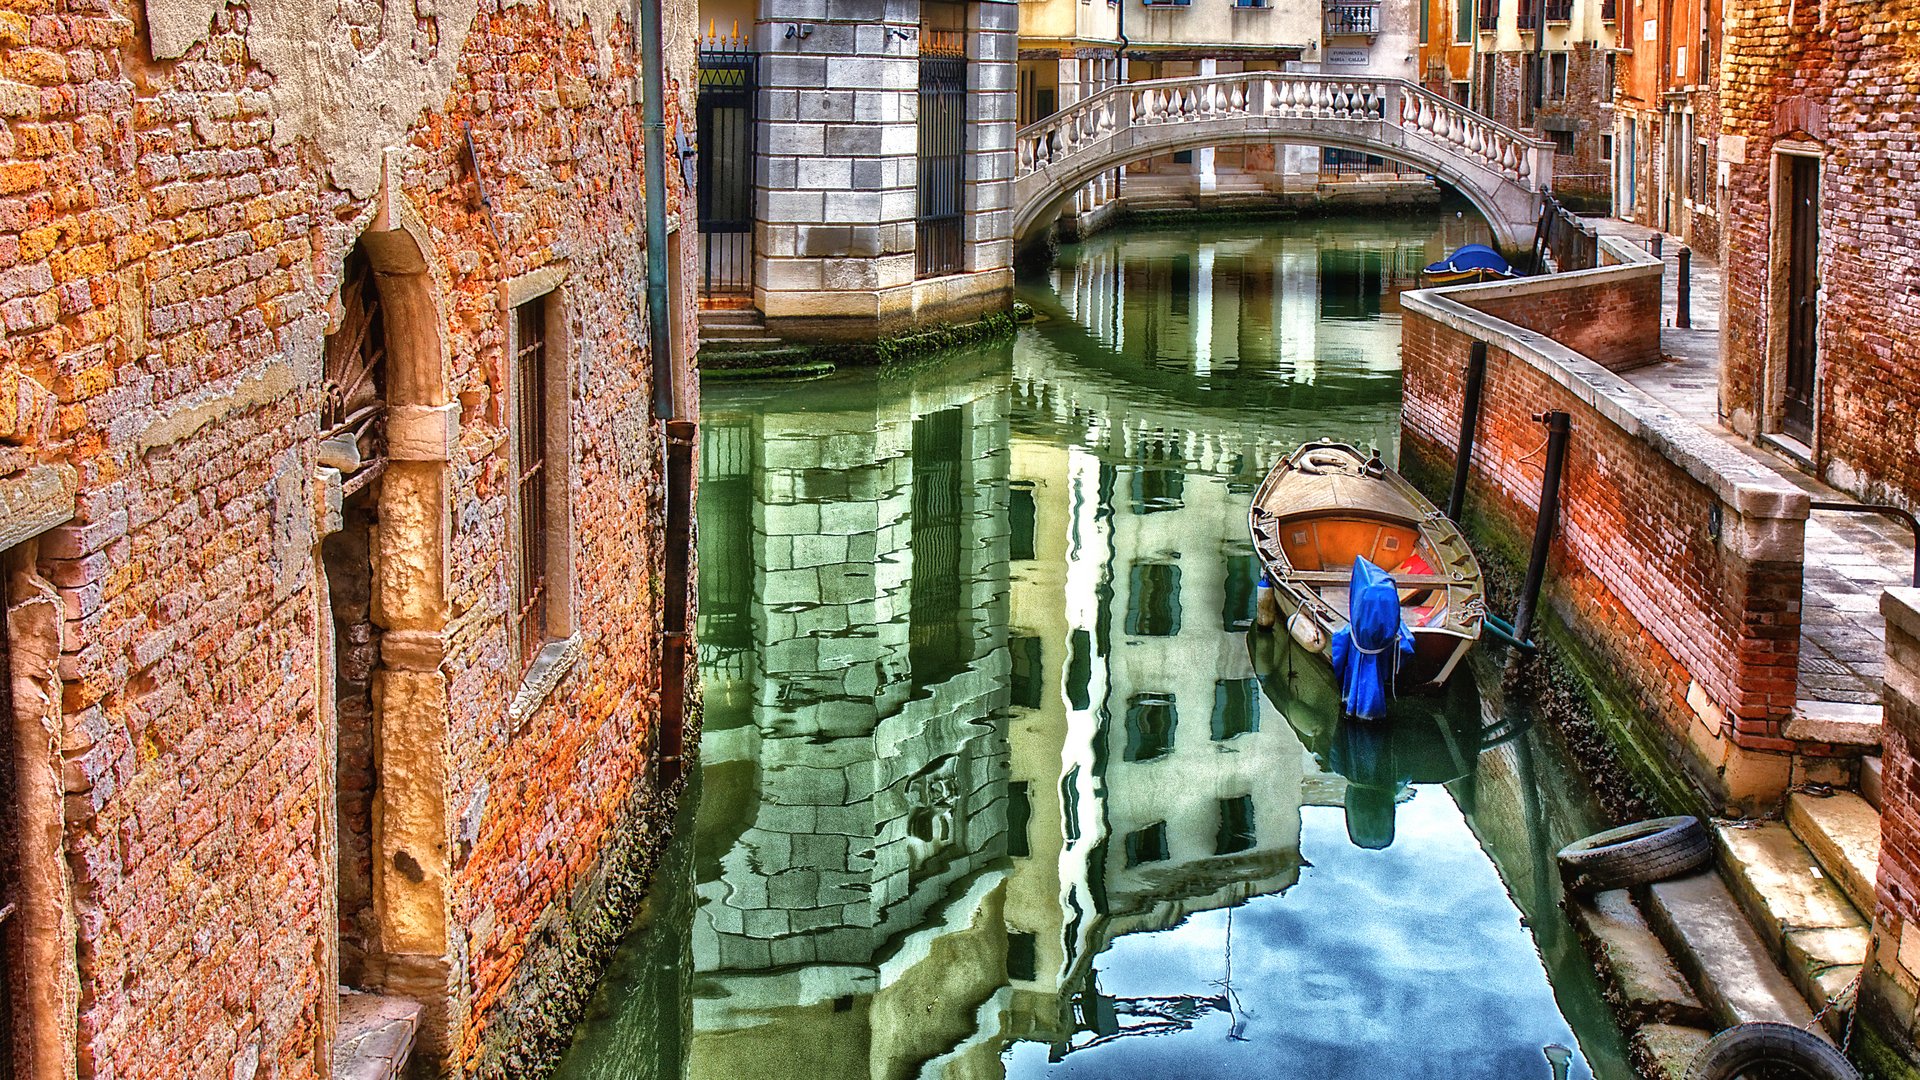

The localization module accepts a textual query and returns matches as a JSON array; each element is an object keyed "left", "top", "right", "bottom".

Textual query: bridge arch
[{"left": 1012, "top": 74, "right": 1555, "bottom": 251}]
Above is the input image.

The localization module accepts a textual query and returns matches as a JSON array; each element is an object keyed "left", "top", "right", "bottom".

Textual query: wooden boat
[
  {"left": 1421, "top": 243, "right": 1516, "bottom": 286},
  {"left": 1248, "top": 442, "right": 1484, "bottom": 690}
]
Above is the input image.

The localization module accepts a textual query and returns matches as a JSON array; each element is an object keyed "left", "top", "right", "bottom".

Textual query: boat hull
[{"left": 1249, "top": 442, "right": 1486, "bottom": 696}]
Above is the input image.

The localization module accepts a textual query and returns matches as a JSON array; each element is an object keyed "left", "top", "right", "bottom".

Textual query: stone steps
[
  {"left": 1566, "top": 889, "right": 1711, "bottom": 1027},
  {"left": 1641, "top": 870, "right": 1820, "bottom": 1031},
  {"left": 333, "top": 992, "right": 421, "bottom": 1080},
  {"left": 1711, "top": 818, "right": 1866, "bottom": 1029},
  {"left": 1787, "top": 789, "right": 1881, "bottom": 918}
]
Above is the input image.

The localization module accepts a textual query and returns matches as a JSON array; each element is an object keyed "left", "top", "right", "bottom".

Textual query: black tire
[
  {"left": 1556, "top": 815, "right": 1712, "bottom": 894},
  {"left": 1685, "top": 1022, "right": 1860, "bottom": 1080}
]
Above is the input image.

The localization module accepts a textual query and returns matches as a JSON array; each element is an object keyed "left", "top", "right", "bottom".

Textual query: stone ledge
[
  {"left": 333, "top": 991, "right": 421, "bottom": 1080},
  {"left": 1403, "top": 263, "right": 1811, "bottom": 523},
  {"left": 0, "top": 464, "right": 76, "bottom": 551},
  {"left": 508, "top": 634, "right": 583, "bottom": 727},
  {"left": 1785, "top": 700, "right": 1883, "bottom": 748}
]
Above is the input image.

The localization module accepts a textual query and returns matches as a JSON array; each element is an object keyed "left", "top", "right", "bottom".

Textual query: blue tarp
[
  {"left": 1423, "top": 243, "right": 1513, "bottom": 277},
  {"left": 1329, "top": 557, "right": 1415, "bottom": 720}
]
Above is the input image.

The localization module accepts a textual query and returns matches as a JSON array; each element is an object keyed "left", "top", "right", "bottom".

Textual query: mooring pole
[
  {"left": 1677, "top": 246, "right": 1692, "bottom": 329},
  {"left": 1449, "top": 341, "right": 1488, "bottom": 522},
  {"left": 1512, "top": 410, "right": 1570, "bottom": 649},
  {"left": 1649, "top": 233, "right": 1663, "bottom": 259}
]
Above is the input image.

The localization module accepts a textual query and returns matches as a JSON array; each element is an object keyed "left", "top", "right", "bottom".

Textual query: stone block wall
[
  {"left": 753, "top": 0, "right": 1016, "bottom": 340},
  {"left": 0, "top": 0, "right": 700, "bottom": 1074},
  {"left": 1401, "top": 253, "right": 1815, "bottom": 814},
  {"left": 1719, "top": 2, "right": 1920, "bottom": 508}
]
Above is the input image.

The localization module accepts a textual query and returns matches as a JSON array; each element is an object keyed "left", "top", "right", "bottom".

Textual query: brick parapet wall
[
  {"left": 1865, "top": 588, "right": 1920, "bottom": 1061},
  {"left": 1402, "top": 244, "right": 1812, "bottom": 812},
  {"left": 1720, "top": 2, "right": 1920, "bottom": 506},
  {"left": 0, "top": 0, "right": 700, "bottom": 1073}
]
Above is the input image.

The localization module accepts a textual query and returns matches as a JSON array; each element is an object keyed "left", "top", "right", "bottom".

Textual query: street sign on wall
[{"left": 1325, "top": 48, "right": 1371, "bottom": 66}]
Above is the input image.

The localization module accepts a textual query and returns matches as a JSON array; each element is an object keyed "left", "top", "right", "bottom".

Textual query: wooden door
[{"left": 1784, "top": 155, "right": 1820, "bottom": 442}]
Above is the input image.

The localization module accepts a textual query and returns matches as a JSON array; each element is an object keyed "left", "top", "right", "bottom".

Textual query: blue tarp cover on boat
[
  {"left": 1329, "top": 556, "right": 1415, "bottom": 720},
  {"left": 1423, "top": 243, "right": 1512, "bottom": 277}
]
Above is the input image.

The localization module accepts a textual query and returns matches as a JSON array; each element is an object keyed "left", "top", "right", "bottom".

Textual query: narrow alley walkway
[{"left": 1590, "top": 218, "right": 1908, "bottom": 740}]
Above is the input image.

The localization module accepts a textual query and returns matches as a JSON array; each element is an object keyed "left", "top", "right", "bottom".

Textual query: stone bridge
[{"left": 1014, "top": 73, "right": 1556, "bottom": 250}]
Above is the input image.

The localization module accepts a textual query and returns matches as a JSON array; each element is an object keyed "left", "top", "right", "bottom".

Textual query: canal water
[{"left": 558, "top": 214, "right": 1635, "bottom": 1080}]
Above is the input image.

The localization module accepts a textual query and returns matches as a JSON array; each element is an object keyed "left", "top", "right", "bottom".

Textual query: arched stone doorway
[{"left": 317, "top": 204, "right": 456, "bottom": 1064}]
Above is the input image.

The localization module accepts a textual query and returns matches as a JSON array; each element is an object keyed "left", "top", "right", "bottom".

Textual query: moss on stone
[
  {"left": 694, "top": 311, "right": 1017, "bottom": 378},
  {"left": 471, "top": 694, "right": 705, "bottom": 1079},
  {"left": 1853, "top": 1015, "right": 1920, "bottom": 1080}
]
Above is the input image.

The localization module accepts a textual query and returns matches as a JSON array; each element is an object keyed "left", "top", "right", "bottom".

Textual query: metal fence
[
  {"left": 697, "top": 40, "right": 756, "bottom": 296},
  {"left": 917, "top": 34, "right": 967, "bottom": 279},
  {"left": 1531, "top": 193, "right": 1600, "bottom": 273}
]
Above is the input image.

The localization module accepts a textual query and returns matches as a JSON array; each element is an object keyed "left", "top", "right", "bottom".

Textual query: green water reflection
[{"left": 558, "top": 215, "right": 1632, "bottom": 1080}]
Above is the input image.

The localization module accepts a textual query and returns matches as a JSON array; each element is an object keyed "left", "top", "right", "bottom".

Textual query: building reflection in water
[{"left": 558, "top": 215, "right": 1619, "bottom": 1080}]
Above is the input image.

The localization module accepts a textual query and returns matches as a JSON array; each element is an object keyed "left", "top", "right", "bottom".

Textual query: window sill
[{"left": 509, "top": 635, "right": 583, "bottom": 728}]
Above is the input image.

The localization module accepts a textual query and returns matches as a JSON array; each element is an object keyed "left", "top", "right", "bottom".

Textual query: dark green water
[{"left": 557, "top": 215, "right": 1634, "bottom": 1080}]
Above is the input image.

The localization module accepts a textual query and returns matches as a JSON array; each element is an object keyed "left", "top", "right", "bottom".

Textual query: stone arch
[
  {"left": 316, "top": 189, "right": 458, "bottom": 1062},
  {"left": 1014, "top": 129, "right": 1524, "bottom": 249}
]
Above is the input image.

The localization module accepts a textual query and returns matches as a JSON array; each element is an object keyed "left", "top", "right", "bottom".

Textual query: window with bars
[
  {"left": 916, "top": 25, "right": 967, "bottom": 279},
  {"left": 512, "top": 294, "right": 564, "bottom": 669}
]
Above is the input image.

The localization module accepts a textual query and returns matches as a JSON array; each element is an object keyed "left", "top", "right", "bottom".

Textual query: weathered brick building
[
  {"left": 0, "top": 0, "right": 699, "bottom": 1074},
  {"left": 1611, "top": 0, "right": 1721, "bottom": 254},
  {"left": 1718, "top": 0, "right": 1920, "bottom": 505},
  {"left": 1473, "top": 0, "right": 1616, "bottom": 207}
]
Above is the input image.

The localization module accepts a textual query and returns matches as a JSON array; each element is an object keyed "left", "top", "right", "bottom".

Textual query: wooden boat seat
[{"left": 1290, "top": 570, "right": 1457, "bottom": 588}]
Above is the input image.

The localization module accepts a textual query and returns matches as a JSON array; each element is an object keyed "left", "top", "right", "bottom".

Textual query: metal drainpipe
[{"left": 639, "top": 0, "right": 676, "bottom": 421}]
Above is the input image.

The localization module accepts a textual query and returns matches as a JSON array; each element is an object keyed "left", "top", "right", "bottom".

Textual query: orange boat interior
[{"left": 1273, "top": 514, "right": 1451, "bottom": 629}]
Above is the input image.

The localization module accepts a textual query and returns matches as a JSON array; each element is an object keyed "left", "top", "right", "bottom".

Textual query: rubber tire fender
[
  {"left": 1684, "top": 1022, "right": 1860, "bottom": 1080},
  {"left": 1555, "top": 815, "right": 1712, "bottom": 895}
]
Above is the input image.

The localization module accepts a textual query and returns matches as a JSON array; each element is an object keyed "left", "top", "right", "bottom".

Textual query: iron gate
[
  {"left": 916, "top": 33, "right": 967, "bottom": 279},
  {"left": 697, "top": 41, "right": 756, "bottom": 296}
]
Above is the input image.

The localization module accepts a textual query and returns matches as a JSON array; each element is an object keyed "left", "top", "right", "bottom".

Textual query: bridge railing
[{"left": 1013, "top": 73, "right": 1554, "bottom": 195}]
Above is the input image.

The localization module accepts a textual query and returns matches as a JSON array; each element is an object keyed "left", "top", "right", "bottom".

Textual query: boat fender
[
  {"left": 1255, "top": 575, "right": 1280, "bottom": 630},
  {"left": 1288, "top": 611, "right": 1327, "bottom": 653}
]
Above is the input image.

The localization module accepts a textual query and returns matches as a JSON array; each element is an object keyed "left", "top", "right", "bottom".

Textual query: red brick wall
[
  {"left": 1467, "top": 272, "right": 1662, "bottom": 371},
  {"left": 1403, "top": 275, "right": 1805, "bottom": 809},
  {"left": 1721, "top": 1, "right": 1920, "bottom": 506},
  {"left": 1866, "top": 592, "right": 1920, "bottom": 1056},
  {"left": 1485, "top": 44, "right": 1613, "bottom": 205},
  {"left": 0, "top": 0, "right": 698, "bottom": 1074}
]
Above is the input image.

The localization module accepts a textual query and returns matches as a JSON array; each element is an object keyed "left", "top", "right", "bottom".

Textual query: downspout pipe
[{"left": 640, "top": 0, "right": 676, "bottom": 421}]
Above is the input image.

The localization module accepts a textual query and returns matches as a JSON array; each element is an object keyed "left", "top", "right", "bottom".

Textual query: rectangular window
[
  {"left": 1125, "top": 821, "right": 1170, "bottom": 866},
  {"left": 1124, "top": 693, "right": 1177, "bottom": 761},
  {"left": 916, "top": 14, "right": 966, "bottom": 279},
  {"left": 1454, "top": 0, "right": 1472, "bottom": 41},
  {"left": 1212, "top": 679, "right": 1260, "bottom": 741},
  {"left": 1601, "top": 133, "right": 1614, "bottom": 162},
  {"left": 1130, "top": 441, "right": 1184, "bottom": 514},
  {"left": 1011, "top": 635, "right": 1044, "bottom": 708},
  {"left": 1419, "top": 0, "right": 1429, "bottom": 43},
  {"left": 512, "top": 295, "right": 566, "bottom": 668},
  {"left": 1008, "top": 781, "right": 1032, "bottom": 858},
  {"left": 1221, "top": 554, "right": 1260, "bottom": 631},
  {"left": 1549, "top": 53, "right": 1569, "bottom": 99},
  {"left": 1215, "top": 795, "right": 1256, "bottom": 855},
  {"left": 1548, "top": 129, "right": 1575, "bottom": 156},
  {"left": 1693, "top": 138, "right": 1710, "bottom": 204},
  {"left": 1009, "top": 481, "right": 1037, "bottom": 560},
  {"left": 1142, "top": 0, "right": 1191, "bottom": 7},
  {"left": 1235, "top": 0, "right": 1268, "bottom": 8},
  {"left": 1007, "top": 930, "right": 1039, "bottom": 981},
  {"left": 1125, "top": 563, "right": 1181, "bottom": 637}
]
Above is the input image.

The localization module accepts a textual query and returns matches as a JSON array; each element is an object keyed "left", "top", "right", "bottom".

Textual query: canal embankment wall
[{"left": 1400, "top": 235, "right": 1840, "bottom": 819}]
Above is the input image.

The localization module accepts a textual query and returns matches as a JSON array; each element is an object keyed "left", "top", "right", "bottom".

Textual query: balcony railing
[
  {"left": 1546, "top": 0, "right": 1572, "bottom": 20},
  {"left": 1325, "top": 2, "right": 1380, "bottom": 35},
  {"left": 1478, "top": 0, "right": 1498, "bottom": 31},
  {"left": 1601, "top": 0, "right": 1617, "bottom": 18}
]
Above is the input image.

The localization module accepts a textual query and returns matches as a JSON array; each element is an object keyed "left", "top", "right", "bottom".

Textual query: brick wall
[
  {"left": 1484, "top": 43, "right": 1612, "bottom": 205},
  {"left": 1465, "top": 272, "right": 1662, "bottom": 371},
  {"left": 1402, "top": 255, "right": 1812, "bottom": 813},
  {"left": 1866, "top": 589, "right": 1920, "bottom": 1061},
  {"left": 1720, "top": 2, "right": 1920, "bottom": 505},
  {"left": 0, "top": 0, "right": 699, "bottom": 1074}
]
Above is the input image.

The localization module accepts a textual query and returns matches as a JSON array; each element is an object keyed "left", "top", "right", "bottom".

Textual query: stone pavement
[{"left": 1590, "top": 218, "right": 1911, "bottom": 735}]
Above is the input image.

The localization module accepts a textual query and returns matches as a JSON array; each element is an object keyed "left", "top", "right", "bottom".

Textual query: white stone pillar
[{"left": 1195, "top": 58, "right": 1218, "bottom": 193}]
